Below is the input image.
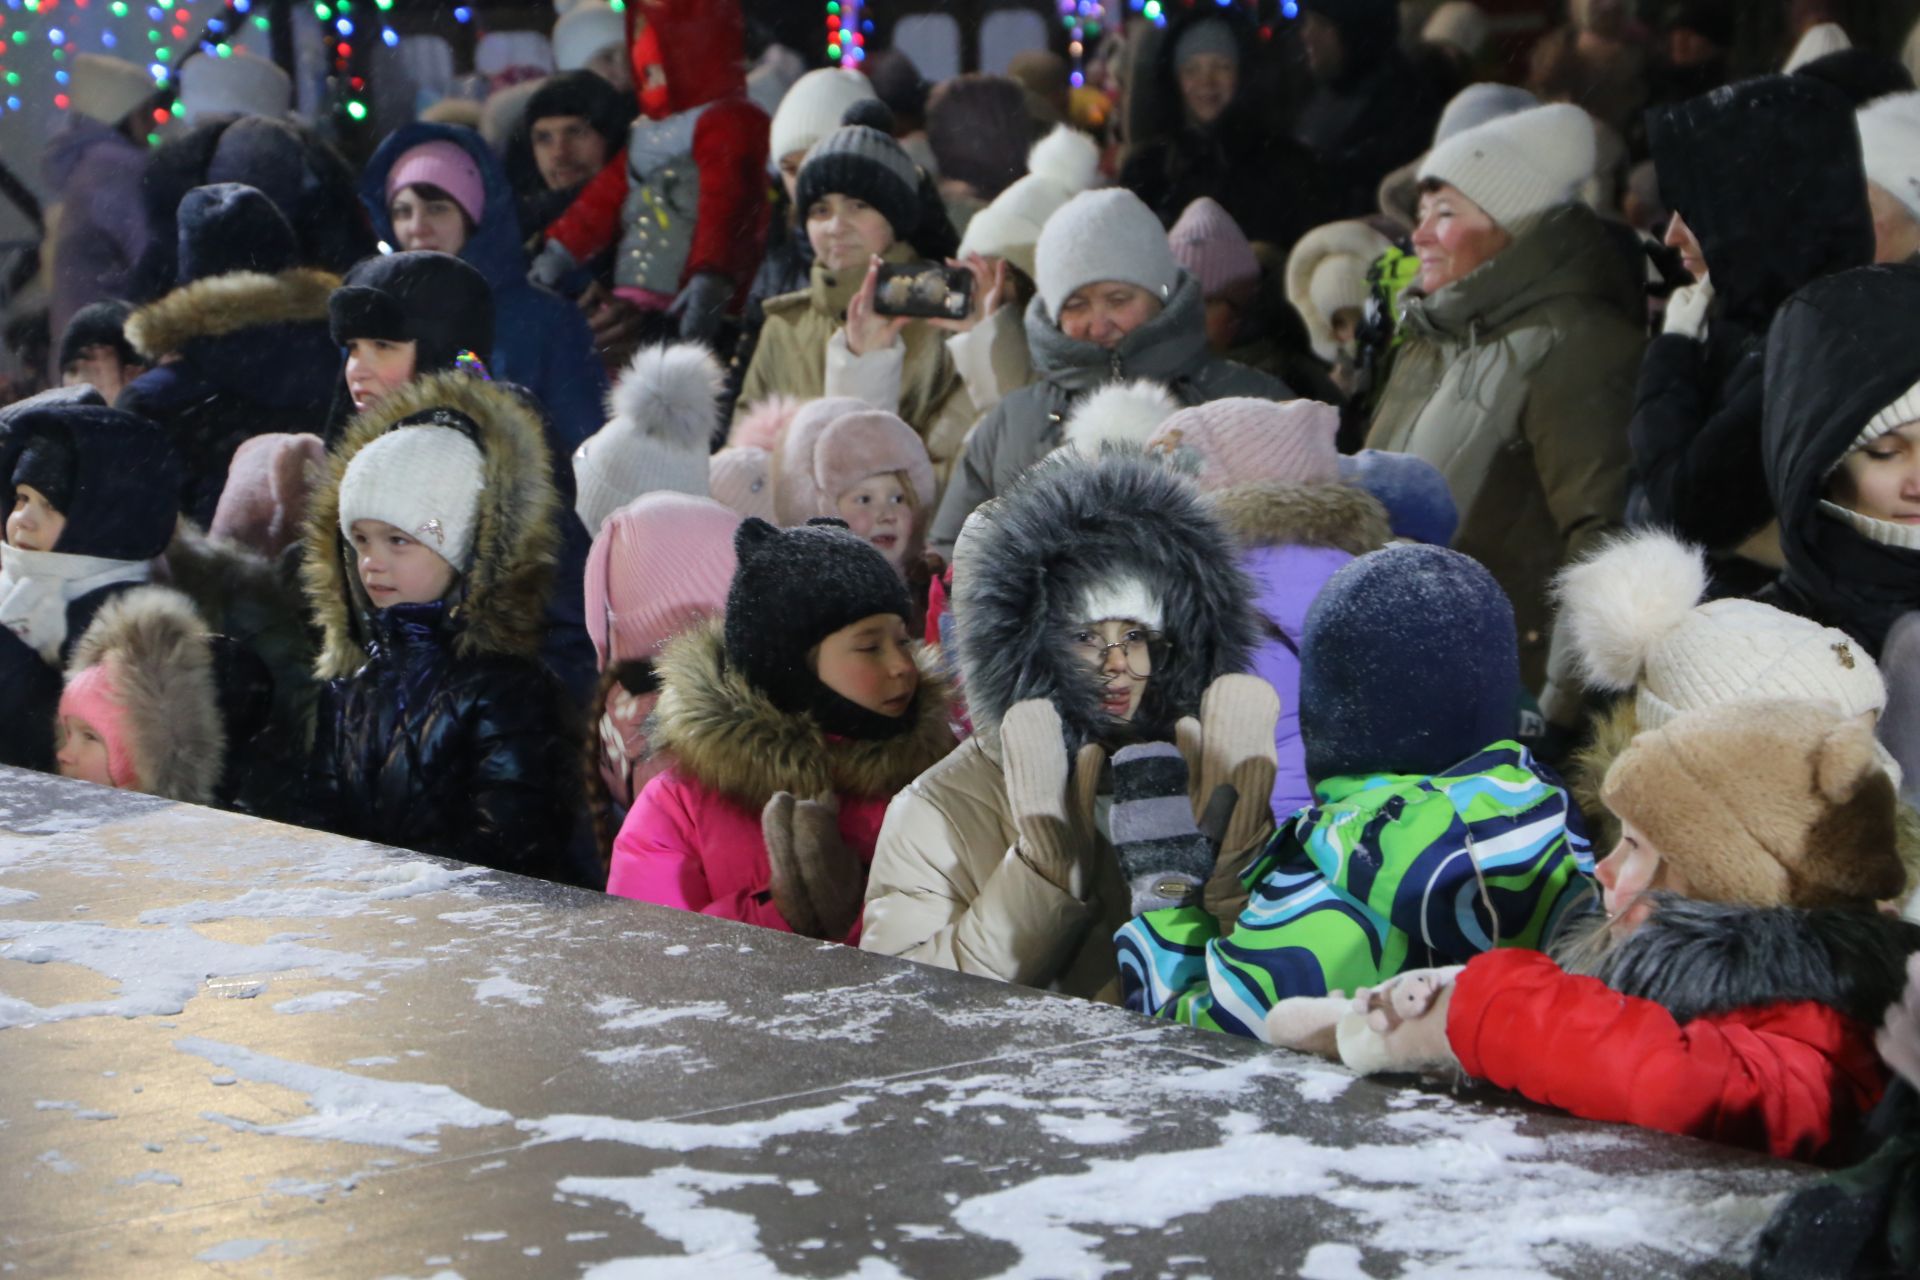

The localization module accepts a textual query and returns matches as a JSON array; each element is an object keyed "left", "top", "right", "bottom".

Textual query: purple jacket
[
  {"left": 1215, "top": 482, "right": 1393, "bottom": 821},
  {"left": 44, "top": 119, "right": 150, "bottom": 342}
]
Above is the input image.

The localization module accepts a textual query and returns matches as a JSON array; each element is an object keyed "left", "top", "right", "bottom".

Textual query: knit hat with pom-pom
[
  {"left": 1145, "top": 397, "right": 1340, "bottom": 492},
  {"left": 959, "top": 124, "right": 1101, "bottom": 279},
  {"left": 1056, "top": 380, "right": 1179, "bottom": 459},
  {"left": 585, "top": 491, "right": 739, "bottom": 669},
  {"left": 1603, "top": 699, "right": 1904, "bottom": 910},
  {"left": 572, "top": 342, "right": 721, "bottom": 536},
  {"left": 1553, "top": 529, "right": 1888, "bottom": 735}
]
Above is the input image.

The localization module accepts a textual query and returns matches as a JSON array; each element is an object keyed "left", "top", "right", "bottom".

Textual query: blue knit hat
[
  {"left": 1299, "top": 545, "right": 1518, "bottom": 781},
  {"left": 1338, "top": 450, "right": 1459, "bottom": 547}
]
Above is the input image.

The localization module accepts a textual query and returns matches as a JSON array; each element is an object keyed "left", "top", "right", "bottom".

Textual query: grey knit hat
[
  {"left": 795, "top": 111, "right": 923, "bottom": 240},
  {"left": 1034, "top": 187, "right": 1183, "bottom": 322},
  {"left": 1174, "top": 18, "right": 1239, "bottom": 69}
]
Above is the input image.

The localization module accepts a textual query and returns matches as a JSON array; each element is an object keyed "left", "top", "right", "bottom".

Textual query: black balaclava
[{"left": 722, "top": 517, "right": 917, "bottom": 741}]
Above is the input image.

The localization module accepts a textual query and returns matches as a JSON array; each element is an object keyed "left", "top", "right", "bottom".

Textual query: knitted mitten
[
  {"left": 1175, "top": 673, "right": 1281, "bottom": 855},
  {"left": 1001, "top": 699, "right": 1104, "bottom": 897},
  {"left": 762, "top": 792, "right": 865, "bottom": 939},
  {"left": 1111, "top": 742, "right": 1216, "bottom": 915},
  {"left": 1335, "top": 966, "right": 1464, "bottom": 1076}
]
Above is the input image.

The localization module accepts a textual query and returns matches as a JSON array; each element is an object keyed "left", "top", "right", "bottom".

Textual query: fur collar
[
  {"left": 303, "top": 373, "right": 559, "bottom": 679},
  {"left": 65, "top": 585, "right": 223, "bottom": 805},
  {"left": 1555, "top": 895, "right": 1920, "bottom": 1025},
  {"left": 648, "top": 620, "right": 956, "bottom": 811},
  {"left": 1211, "top": 482, "right": 1392, "bottom": 556},
  {"left": 125, "top": 268, "right": 340, "bottom": 361}
]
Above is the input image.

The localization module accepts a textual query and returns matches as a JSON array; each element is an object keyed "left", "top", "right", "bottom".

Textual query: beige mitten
[
  {"left": 1264, "top": 993, "right": 1352, "bottom": 1061},
  {"left": 1177, "top": 675, "right": 1281, "bottom": 925},
  {"left": 1001, "top": 699, "right": 1105, "bottom": 897},
  {"left": 1335, "top": 966, "right": 1464, "bottom": 1076}
]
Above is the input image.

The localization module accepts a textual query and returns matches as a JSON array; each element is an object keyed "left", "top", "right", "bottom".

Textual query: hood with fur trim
[
  {"left": 957, "top": 451, "right": 1256, "bottom": 749},
  {"left": 1558, "top": 894, "right": 1920, "bottom": 1027},
  {"left": 304, "top": 372, "right": 559, "bottom": 678},
  {"left": 1284, "top": 220, "right": 1393, "bottom": 363},
  {"left": 648, "top": 619, "right": 955, "bottom": 811},
  {"left": 125, "top": 267, "right": 339, "bottom": 362},
  {"left": 64, "top": 585, "right": 224, "bottom": 805},
  {"left": 1211, "top": 481, "right": 1392, "bottom": 556}
]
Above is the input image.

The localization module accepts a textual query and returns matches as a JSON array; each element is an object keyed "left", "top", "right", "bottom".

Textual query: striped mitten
[{"left": 1111, "top": 742, "right": 1214, "bottom": 915}]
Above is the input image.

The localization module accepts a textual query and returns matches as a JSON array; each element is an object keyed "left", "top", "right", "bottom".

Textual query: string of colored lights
[
  {"left": 824, "top": 0, "right": 867, "bottom": 69},
  {"left": 1061, "top": 0, "right": 1102, "bottom": 88}
]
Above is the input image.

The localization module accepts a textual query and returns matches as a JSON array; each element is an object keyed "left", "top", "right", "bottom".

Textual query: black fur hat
[
  {"left": 329, "top": 250, "right": 495, "bottom": 374},
  {"left": 957, "top": 451, "right": 1257, "bottom": 750}
]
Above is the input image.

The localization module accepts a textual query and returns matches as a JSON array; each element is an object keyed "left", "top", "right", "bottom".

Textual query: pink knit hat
[
  {"left": 386, "top": 140, "right": 486, "bottom": 224},
  {"left": 1145, "top": 397, "right": 1341, "bottom": 492},
  {"left": 772, "top": 398, "right": 936, "bottom": 525},
  {"left": 584, "top": 492, "right": 741, "bottom": 669},
  {"left": 59, "top": 661, "right": 139, "bottom": 789},
  {"left": 1168, "top": 197, "right": 1261, "bottom": 303},
  {"left": 209, "top": 432, "right": 326, "bottom": 559},
  {"left": 709, "top": 446, "right": 776, "bottom": 522}
]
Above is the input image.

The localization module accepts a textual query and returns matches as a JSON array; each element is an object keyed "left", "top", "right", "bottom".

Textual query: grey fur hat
[{"left": 955, "top": 451, "right": 1257, "bottom": 750}]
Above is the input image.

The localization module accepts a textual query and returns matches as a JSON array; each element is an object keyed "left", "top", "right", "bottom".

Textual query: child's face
[
  {"left": 805, "top": 194, "right": 896, "bottom": 273},
  {"left": 812, "top": 612, "right": 918, "bottom": 717},
  {"left": 350, "top": 518, "right": 457, "bottom": 607},
  {"left": 1830, "top": 422, "right": 1920, "bottom": 527},
  {"left": 55, "top": 714, "right": 115, "bottom": 787},
  {"left": 345, "top": 339, "right": 419, "bottom": 414},
  {"left": 7, "top": 483, "right": 65, "bottom": 552},
  {"left": 1595, "top": 818, "right": 1689, "bottom": 938},
  {"left": 1072, "top": 618, "right": 1155, "bottom": 721},
  {"left": 835, "top": 473, "right": 915, "bottom": 573}
]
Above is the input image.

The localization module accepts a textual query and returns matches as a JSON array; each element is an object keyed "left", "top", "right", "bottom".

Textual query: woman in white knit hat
[{"left": 1365, "top": 102, "right": 1644, "bottom": 732}]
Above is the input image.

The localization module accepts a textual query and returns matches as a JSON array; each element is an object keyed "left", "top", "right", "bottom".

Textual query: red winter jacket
[
  {"left": 1448, "top": 947, "right": 1889, "bottom": 1165},
  {"left": 544, "top": 0, "right": 768, "bottom": 295}
]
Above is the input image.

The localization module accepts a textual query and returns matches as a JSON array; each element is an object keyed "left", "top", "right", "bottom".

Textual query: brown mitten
[
  {"left": 762, "top": 792, "right": 865, "bottom": 940},
  {"left": 1335, "top": 966, "right": 1464, "bottom": 1076},
  {"left": 1000, "top": 699, "right": 1105, "bottom": 897},
  {"left": 1264, "top": 993, "right": 1351, "bottom": 1061},
  {"left": 762, "top": 792, "right": 820, "bottom": 937},
  {"left": 1176, "top": 675, "right": 1280, "bottom": 925}
]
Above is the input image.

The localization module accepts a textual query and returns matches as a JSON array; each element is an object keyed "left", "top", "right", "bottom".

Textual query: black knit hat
[
  {"left": 526, "top": 69, "right": 633, "bottom": 152},
  {"left": 176, "top": 182, "right": 298, "bottom": 285},
  {"left": 794, "top": 101, "right": 923, "bottom": 242},
  {"left": 58, "top": 300, "right": 140, "bottom": 372},
  {"left": 723, "top": 517, "right": 915, "bottom": 738},
  {"left": 329, "top": 250, "right": 495, "bottom": 374}
]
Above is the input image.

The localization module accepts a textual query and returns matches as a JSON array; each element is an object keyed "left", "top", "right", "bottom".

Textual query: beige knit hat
[
  {"left": 1418, "top": 103, "right": 1597, "bottom": 230},
  {"left": 1602, "top": 699, "right": 1904, "bottom": 910},
  {"left": 1144, "top": 398, "right": 1341, "bottom": 493},
  {"left": 337, "top": 426, "right": 486, "bottom": 570},
  {"left": 71, "top": 54, "right": 156, "bottom": 128}
]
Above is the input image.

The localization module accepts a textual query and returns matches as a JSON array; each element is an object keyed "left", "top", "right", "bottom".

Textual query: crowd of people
[{"left": 12, "top": 0, "right": 1920, "bottom": 1261}]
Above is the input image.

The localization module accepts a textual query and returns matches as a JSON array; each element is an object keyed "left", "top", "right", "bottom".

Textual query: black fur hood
[
  {"left": 1558, "top": 895, "right": 1920, "bottom": 1026},
  {"left": 955, "top": 451, "right": 1256, "bottom": 750}
]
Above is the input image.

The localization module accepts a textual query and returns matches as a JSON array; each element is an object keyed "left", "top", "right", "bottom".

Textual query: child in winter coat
[
  {"left": 1143, "top": 396, "right": 1393, "bottom": 823},
  {"left": 303, "top": 371, "right": 593, "bottom": 887},
  {"left": 606, "top": 518, "right": 956, "bottom": 939},
  {"left": 1276, "top": 699, "right": 1919, "bottom": 1167},
  {"left": 928, "top": 187, "right": 1288, "bottom": 559},
  {"left": 1, "top": 392, "right": 183, "bottom": 771},
  {"left": 862, "top": 452, "right": 1274, "bottom": 1001},
  {"left": 54, "top": 584, "right": 269, "bottom": 807},
  {"left": 1117, "top": 544, "right": 1592, "bottom": 1036},
  {"left": 734, "top": 103, "right": 983, "bottom": 480},
  {"left": 583, "top": 491, "right": 740, "bottom": 864}
]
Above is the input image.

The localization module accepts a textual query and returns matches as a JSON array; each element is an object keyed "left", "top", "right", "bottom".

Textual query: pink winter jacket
[{"left": 605, "top": 620, "right": 957, "bottom": 937}]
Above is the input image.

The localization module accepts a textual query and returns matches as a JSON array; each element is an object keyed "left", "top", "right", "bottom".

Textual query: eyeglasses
[{"left": 1070, "top": 628, "right": 1163, "bottom": 679}]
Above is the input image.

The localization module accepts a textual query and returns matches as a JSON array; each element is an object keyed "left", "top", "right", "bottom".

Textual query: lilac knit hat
[
  {"left": 1145, "top": 397, "right": 1341, "bottom": 492},
  {"left": 1167, "top": 197, "right": 1261, "bottom": 302}
]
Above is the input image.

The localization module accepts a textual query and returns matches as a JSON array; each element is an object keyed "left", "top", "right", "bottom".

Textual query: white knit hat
[
  {"left": 338, "top": 426, "right": 487, "bottom": 571},
  {"left": 1035, "top": 188, "right": 1183, "bottom": 323},
  {"left": 72, "top": 54, "right": 155, "bottom": 127},
  {"left": 178, "top": 48, "right": 292, "bottom": 123},
  {"left": 1422, "top": 1, "right": 1491, "bottom": 57},
  {"left": 769, "top": 68, "right": 878, "bottom": 168},
  {"left": 1418, "top": 103, "right": 1597, "bottom": 230},
  {"left": 552, "top": 0, "right": 623, "bottom": 72},
  {"left": 572, "top": 342, "right": 720, "bottom": 537},
  {"left": 959, "top": 124, "right": 1101, "bottom": 279},
  {"left": 1859, "top": 92, "right": 1920, "bottom": 223},
  {"left": 1556, "top": 529, "right": 1890, "bottom": 733}
]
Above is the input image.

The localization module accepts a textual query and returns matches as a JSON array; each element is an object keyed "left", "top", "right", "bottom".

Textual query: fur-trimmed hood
[
  {"left": 1558, "top": 894, "right": 1920, "bottom": 1026},
  {"left": 1211, "top": 481, "right": 1393, "bottom": 556},
  {"left": 957, "top": 451, "right": 1256, "bottom": 749},
  {"left": 649, "top": 619, "right": 956, "bottom": 811},
  {"left": 64, "top": 585, "right": 224, "bottom": 805},
  {"left": 125, "top": 267, "right": 339, "bottom": 362},
  {"left": 303, "top": 372, "right": 559, "bottom": 678}
]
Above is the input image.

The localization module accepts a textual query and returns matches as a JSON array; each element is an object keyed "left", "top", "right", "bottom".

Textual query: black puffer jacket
[
  {"left": 1631, "top": 75, "right": 1872, "bottom": 553},
  {"left": 302, "top": 372, "right": 594, "bottom": 888}
]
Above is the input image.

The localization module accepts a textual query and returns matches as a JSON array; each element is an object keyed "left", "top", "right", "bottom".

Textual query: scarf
[{"left": 0, "top": 544, "right": 151, "bottom": 662}]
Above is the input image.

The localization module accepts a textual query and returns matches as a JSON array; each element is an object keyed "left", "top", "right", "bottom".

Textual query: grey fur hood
[
  {"left": 956, "top": 451, "right": 1257, "bottom": 750},
  {"left": 1557, "top": 895, "right": 1920, "bottom": 1026}
]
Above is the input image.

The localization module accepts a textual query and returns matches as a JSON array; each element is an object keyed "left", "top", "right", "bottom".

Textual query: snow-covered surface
[{"left": 0, "top": 767, "right": 1803, "bottom": 1278}]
